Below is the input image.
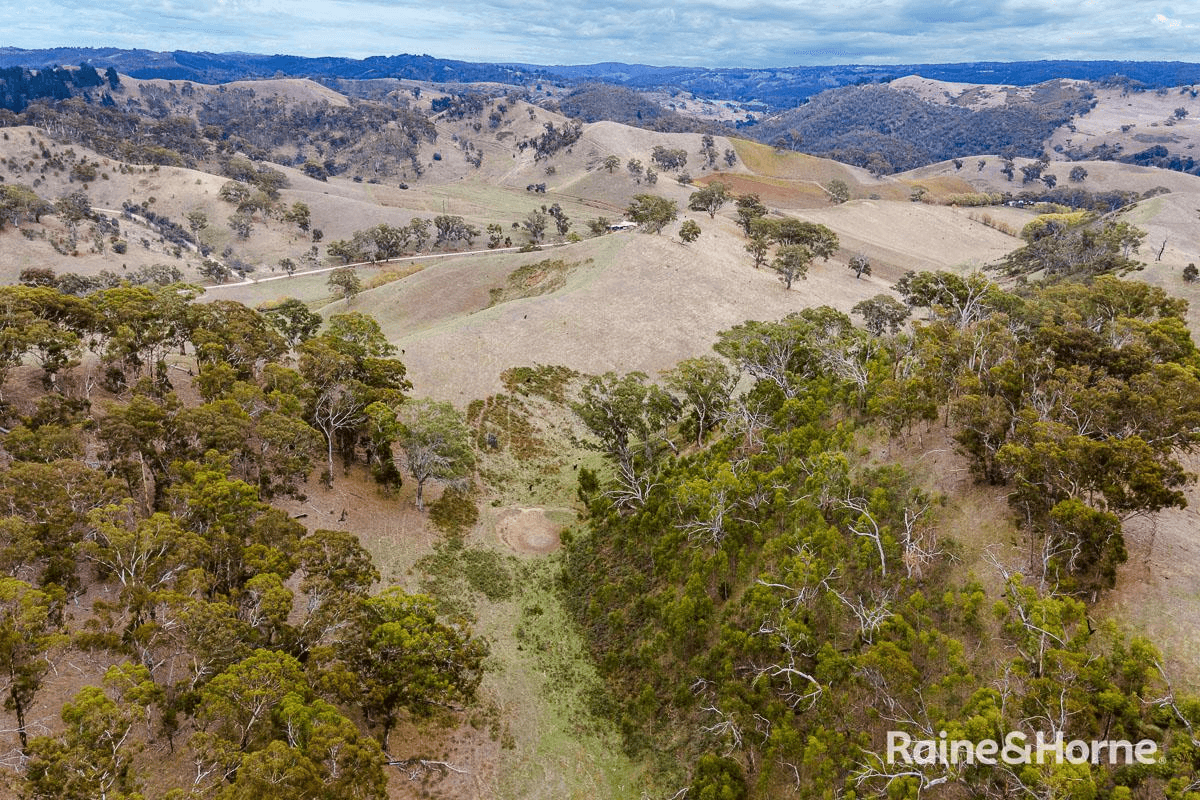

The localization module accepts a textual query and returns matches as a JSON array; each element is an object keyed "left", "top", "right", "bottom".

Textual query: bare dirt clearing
[{"left": 495, "top": 507, "right": 564, "bottom": 554}]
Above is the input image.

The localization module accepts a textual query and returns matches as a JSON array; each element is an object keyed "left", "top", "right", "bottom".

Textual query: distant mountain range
[{"left": 4, "top": 47, "right": 1200, "bottom": 109}]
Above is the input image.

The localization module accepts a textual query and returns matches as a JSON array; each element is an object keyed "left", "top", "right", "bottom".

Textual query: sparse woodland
[{"left": 0, "top": 281, "right": 491, "bottom": 798}]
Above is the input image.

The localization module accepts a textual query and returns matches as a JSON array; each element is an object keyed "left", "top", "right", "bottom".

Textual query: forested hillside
[
  {"left": 0, "top": 281, "right": 495, "bottom": 797},
  {"left": 7, "top": 55, "right": 1200, "bottom": 180},
  {"left": 552, "top": 83, "right": 717, "bottom": 133},
  {"left": 564, "top": 274, "right": 1200, "bottom": 798},
  {"left": 752, "top": 82, "right": 1095, "bottom": 173},
  {"left": 0, "top": 70, "right": 437, "bottom": 179}
]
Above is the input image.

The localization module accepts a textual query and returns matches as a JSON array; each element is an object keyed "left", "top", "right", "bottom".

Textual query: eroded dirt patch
[{"left": 497, "top": 506, "right": 562, "bottom": 554}]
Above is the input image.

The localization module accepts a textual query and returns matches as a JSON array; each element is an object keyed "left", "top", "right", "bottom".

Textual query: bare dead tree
[
  {"left": 386, "top": 756, "right": 470, "bottom": 781},
  {"left": 747, "top": 619, "right": 823, "bottom": 709},
  {"left": 898, "top": 497, "right": 939, "bottom": 580},
  {"left": 755, "top": 549, "right": 839, "bottom": 611},
  {"left": 854, "top": 751, "right": 951, "bottom": 798},
  {"left": 838, "top": 493, "right": 888, "bottom": 577},
  {"left": 717, "top": 395, "right": 775, "bottom": 454},
  {"left": 699, "top": 704, "right": 744, "bottom": 753},
  {"left": 832, "top": 588, "right": 894, "bottom": 644}
]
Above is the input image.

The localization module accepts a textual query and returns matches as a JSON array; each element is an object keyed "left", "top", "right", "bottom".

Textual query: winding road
[{"left": 95, "top": 206, "right": 571, "bottom": 292}]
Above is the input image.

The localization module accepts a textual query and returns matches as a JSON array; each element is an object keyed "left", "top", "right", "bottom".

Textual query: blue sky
[{"left": 2, "top": 1, "right": 1197, "bottom": 67}]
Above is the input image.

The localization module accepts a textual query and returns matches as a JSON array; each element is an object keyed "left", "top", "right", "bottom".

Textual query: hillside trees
[
  {"left": 432, "top": 214, "right": 479, "bottom": 248},
  {"left": 227, "top": 212, "right": 253, "bottom": 240},
  {"left": 662, "top": 356, "right": 737, "bottom": 446},
  {"left": 826, "top": 178, "right": 850, "bottom": 203},
  {"left": 284, "top": 201, "right": 311, "bottom": 232},
  {"left": 299, "top": 313, "right": 409, "bottom": 485},
  {"left": 734, "top": 194, "right": 767, "bottom": 234},
  {"left": 749, "top": 81, "right": 1090, "bottom": 172},
  {"left": 186, "top": 209, "right": 209, "bottom": 238},
  {"left": 739, "top": 216, "right": 839, "bottom": 278},
  {"left": 331, "top": 589, "right": 485, "bottom": 748},
  {"left": 744, "top": 232, "right": 770, "bottom": 270},
  {"left": 89, "top": 283, "right": 201, "bottom": 390},
  {"left": 0, "top": 578, "right": 65, "bottom": 750},
  {"left": 327, "top": 267, "right": 362, "bottom": 304},
  {"left": 395, "top": 399, "right": 474, "bottom": 511},
  {"left": 688, "top": 182, "right": 729, "bottom": 218},
  {"left": 24, "top": 668, "right": 155, "bottom": 800},
  {"left": 770, "top": 244, "right": 813, "bottom": 289},
  {"left": 205, "top": 695, "right": 387, "bottom": 800},
  {"left": 1002, "top": 215, "right": 1146, "bottom": 278},
  {"left": 848, "top": 253, "right": 871, "bottom": 279},
  {"left": 768, "top": 217, "right": 839, "bottom": 259},
  {"left": 189, "top": 300, "right": 287, "bottom": 379},
  {"left": 263, "top": 298, "right": 323, "bottom": 348},
  {"left": 564, "top": 275, "right": 1200, "bottom": 797},
  {"left": 626, "top": 158, "right": 644, "bottom": 183},
  {"left": 5, "top": 76, "right": 437, "bottom": 177},
  {"left": 187, "top": 648, "right": 389, "bottom": 798},
  {"left": 626, "top": 194, "right": 678, "bottom": 233},
  {"left": 700, "top": 134, "right": 719, "bottom": 168},
  {"left": 571, "top": 372, "right": 678, "bottom": 507},
  {"left": 548, "top": 203, "right": 570, "bottom": 236},
  {"left": 0, "top": 184, "right": 53, "bottom": 228},
  {"left": 679, "top": 220, "right": 701, "bottom": 243},
  {"left": 889, "top": 273, "right": 1200, "bottom": 594},
  {"left": 522, "top": 210, "right": 548, "bottom": 244},
  {"left": 650, "top": 145, "right": 688, "bottom": 171},
  {"left": 0, "top": 282, "right": 494, "bottom": 794},
  {"left": 852, "top": 294, "right": 910, "bottom": 335},
  {"left": 518, "top": 119, "right": 583, "bottom": 160},
  {"left": 326, "top": 218, "right": 432, "bottom": 263}
]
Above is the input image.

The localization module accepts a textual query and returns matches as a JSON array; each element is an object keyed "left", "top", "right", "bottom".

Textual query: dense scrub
[{"left": 565, "top": 275, "right": 1200, "bottom": 798}]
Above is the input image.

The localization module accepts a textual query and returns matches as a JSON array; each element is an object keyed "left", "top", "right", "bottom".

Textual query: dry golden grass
[
  {"left": 731, "top": 137, "right": 869, "bottom": 183},
  {"left": 365, "top": 262, "right": 428, "bottom": 289}
]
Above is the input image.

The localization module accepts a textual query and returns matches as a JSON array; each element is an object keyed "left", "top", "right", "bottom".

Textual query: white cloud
[{"left": 1, "top": 0, "right": 1198, "bottom": 67}]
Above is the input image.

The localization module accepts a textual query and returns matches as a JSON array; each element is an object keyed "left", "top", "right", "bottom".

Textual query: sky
[{"left": 1, "top": 1, "right": 1198, "bottom": 67}]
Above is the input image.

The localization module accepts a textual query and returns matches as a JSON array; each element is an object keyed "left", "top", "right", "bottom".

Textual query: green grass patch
[
  {"left": 417, "top": 536, "right": 517, "bottom": 616},
  {"left": 487, "top": 557, "right": 646, "bottom": 800},
  {"left": 500, "top": 364, "right": 580, "bottom": 403},
  {"left": 469, "top": 394, "right": 550, "bottom": 461},
  {"left": 487, "top": 258, "right": 590, "bottom": 307},
  {"left": 428, "top": 485, "right": 480, "bottom": 535}
]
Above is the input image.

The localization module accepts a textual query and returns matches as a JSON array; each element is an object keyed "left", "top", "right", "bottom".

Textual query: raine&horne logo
[{"left": 887, "top": 730, "right": 1159, "bottom": 766}]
